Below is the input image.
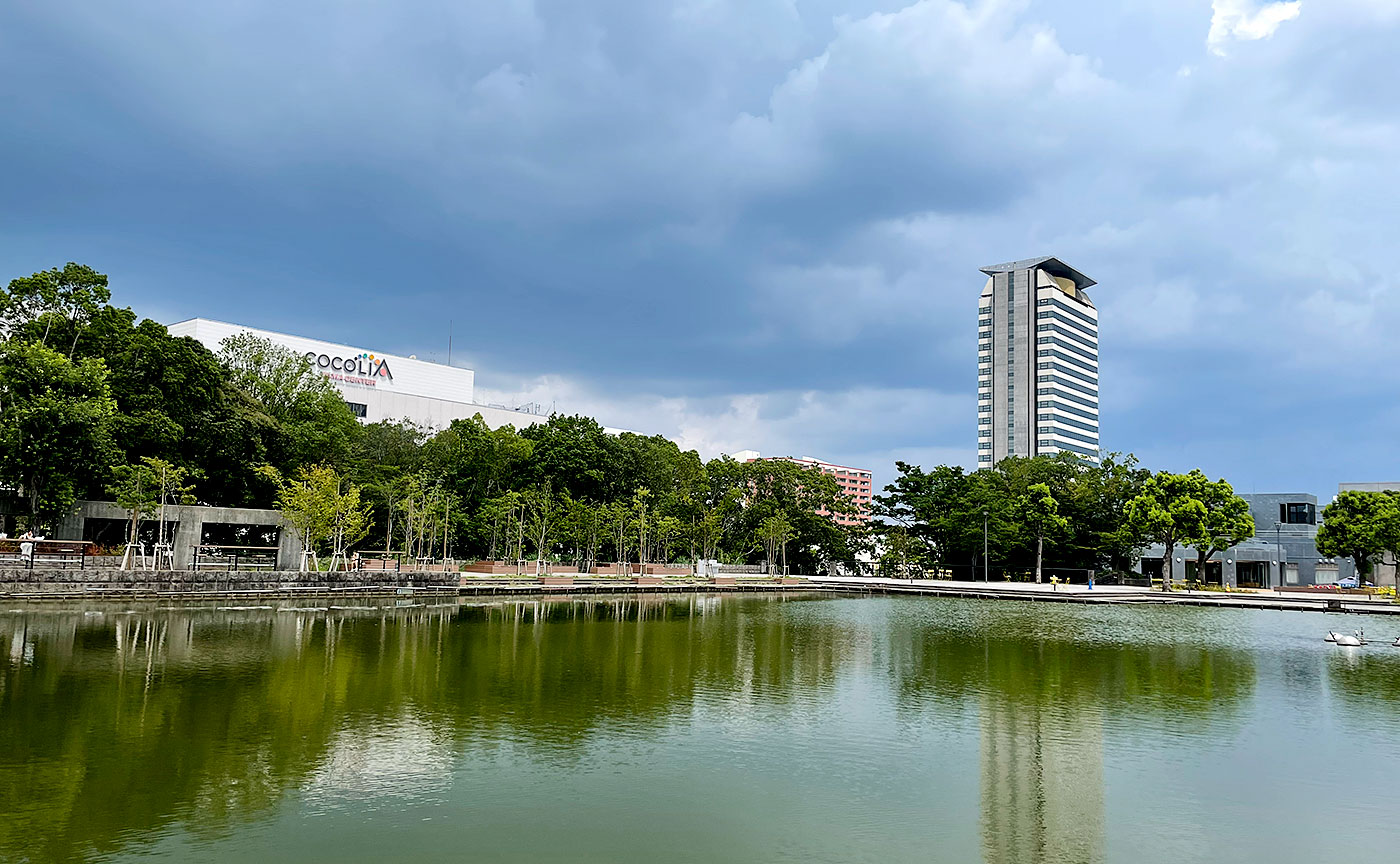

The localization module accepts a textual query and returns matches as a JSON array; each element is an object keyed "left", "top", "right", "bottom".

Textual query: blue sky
[{"left": 3, "top": 0, "right": 1396, "bottom": 500}]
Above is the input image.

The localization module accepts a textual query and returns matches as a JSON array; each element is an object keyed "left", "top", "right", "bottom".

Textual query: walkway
[{"left": 805, "top": 575, "right": 1400, "bottom": 615}]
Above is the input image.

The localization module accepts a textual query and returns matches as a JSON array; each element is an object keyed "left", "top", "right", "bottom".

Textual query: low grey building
[
  {"left": 1136, "top": 493, "right": 1334, "bottom": 588},
  {"left": 55, "top": 500, "right": 303, "bottom": 570}
]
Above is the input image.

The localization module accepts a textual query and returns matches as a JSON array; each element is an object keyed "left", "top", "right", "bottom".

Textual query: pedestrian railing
[
  {"left": 0, "top": 539, "right": 91, "bottom": 569},
  {"left": 191, "top": 544, "right": 279, "bottom": 571}
]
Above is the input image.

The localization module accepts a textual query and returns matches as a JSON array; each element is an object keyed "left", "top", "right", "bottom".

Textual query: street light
[
  {"left": 1274, "top": 521, "right": 1283, "bottom": 590},
  {"left": 983, "top": 509, "right": 990, "bottom": 582}
]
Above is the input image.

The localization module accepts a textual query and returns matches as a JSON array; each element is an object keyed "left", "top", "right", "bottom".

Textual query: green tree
[
  {"left": 1125, "top": 470, "right": 1209, "bottom": 590},
  {"left": 426, "top": 415, "right": 532, "bottom": 520},
  {"left": 520, "top": 415, "right": 613, "bottom": 501},
  {"left": 562, "top": 497, "right": 605, "bottom": 572},
  {"left": 1073, "top": 452, "right": 1151, "bottom": 573},
  {"left": 524, "top": 482, "right": 561, "bottom": 574},
  {"left": 1017, "top": 482, "right": 1070, "bottom": 583},
  {"left": 874, "top": 463, "right": 978, "bottom": 565},
  {"left": 632, "top": 487, "right": 652, "bottom": 570},
  {"left": 1183, "top": 477, "right": 1255, "bottom": 586},
  {"left": 0, "top": 262, "right": 110, "bottom": 355},
  {"left": 604, "top": 499, "right": 633, "bottom": 572},
  {"left": 270, "top": 465, "right": 372, "bottom": 568},
  {"left": 0, "top": 342, "right": 116, "bottom": 529},
  {"left": 653, "top": 515, "right": 682, "bottom": 564},
  {"left": 738, "top": 458, "right": 856, "bottom": 574},
  {"left": 879, "top": 525, "right": 919, "bottom": 579},
  {"left": 1317, "top": 491, "right": 1400, "bottom": 581},
  {"left": 218, "top": 333, "right": 360, "bottom": 472},
  {"left": 693, "top": 487, "right": 738, "bottom": 565},
  {"left": 754, "top": 514, "right": 796, "bottom": 575},
  {"left": 106, "top": 457, "right": 196, "bottom": 547},
  {"left": 477, "top": 491, "right": 524, "bottom": 563}
]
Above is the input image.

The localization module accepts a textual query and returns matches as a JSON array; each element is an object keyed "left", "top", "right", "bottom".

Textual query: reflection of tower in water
[{"left": 980, "top": 693, "right": 1104, "bottom": 864}]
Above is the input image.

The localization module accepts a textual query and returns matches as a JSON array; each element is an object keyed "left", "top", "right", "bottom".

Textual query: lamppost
[
  {"left": 1274, "top": 521, "right": 1283, "bottom": 590},
  {"left": 983, "top": 509, "right": 990, "bottom": 583}
]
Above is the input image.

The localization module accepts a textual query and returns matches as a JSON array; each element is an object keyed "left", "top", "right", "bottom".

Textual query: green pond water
[{"left": 3, "top": 593, "right": 1400, "bottom": 863}]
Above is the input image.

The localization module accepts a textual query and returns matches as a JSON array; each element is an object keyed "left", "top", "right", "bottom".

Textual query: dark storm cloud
[{"left": 2, "top": 0, "right": 1398, "bottom": 495}]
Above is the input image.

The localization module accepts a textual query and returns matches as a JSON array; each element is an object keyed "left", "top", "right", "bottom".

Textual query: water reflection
[
  {"left": 6, "top": 597, "right": 1387, "bottom": 864},
  {"left": 0, "top": 595, "right": 849, "bottom": 861},
  {"left": 981, "top": 697, "right": 1103, "bottom": 864},
  {"left": 881, "top": 605, "right": 1262, "bottom": 864}
]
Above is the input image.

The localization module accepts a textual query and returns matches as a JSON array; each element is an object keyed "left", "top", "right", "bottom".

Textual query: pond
[{"left": 3, "top": 593, "right": 1398, "bottom": 863}]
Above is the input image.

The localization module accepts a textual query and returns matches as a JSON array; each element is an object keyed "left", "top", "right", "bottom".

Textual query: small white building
[{"left": 169, "top": 317, "right": 550, "bottom": 431}]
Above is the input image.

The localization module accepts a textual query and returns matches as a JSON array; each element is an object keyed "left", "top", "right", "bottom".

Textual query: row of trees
[
  {"left": 0, "top": 264, "right": 857, "bottom": 572},
  {"left": 3, "top": 262, "right": 1285, "bottom": 580},
  {"left": 871, "top": 455, "right": 1257, "bottom": 586}
]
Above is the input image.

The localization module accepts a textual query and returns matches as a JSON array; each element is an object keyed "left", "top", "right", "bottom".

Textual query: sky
[{"left": 2, "top": 0, "right": 1397, "bottom": 501}]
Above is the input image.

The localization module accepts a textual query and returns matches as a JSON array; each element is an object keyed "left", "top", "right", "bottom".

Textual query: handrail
[
  {"left": 191, "top": 543, "right": 279, "bottom": 572},
  {"left": 0, "top": 538, "right": 91, "bottom": 570}
]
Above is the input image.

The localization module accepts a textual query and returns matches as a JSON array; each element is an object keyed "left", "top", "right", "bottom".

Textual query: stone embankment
[
  {"left": 0, "top": 567, "right": 808, "bottom": 600},
  {"left": 5, "top": 568, "right": 1397, "bottom": 615},
  {"left": 0, "top": 568, "right": 460, "bottom": 599}
]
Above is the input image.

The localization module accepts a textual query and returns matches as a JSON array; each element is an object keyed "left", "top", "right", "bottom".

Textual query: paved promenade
[{"left": 805, "top": 575, "right": 1400, "bottom": 615}]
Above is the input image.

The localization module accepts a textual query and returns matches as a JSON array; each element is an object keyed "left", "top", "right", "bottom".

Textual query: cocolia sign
[{"left": 304, "top": 351, "right": 393, "bottom": 382}]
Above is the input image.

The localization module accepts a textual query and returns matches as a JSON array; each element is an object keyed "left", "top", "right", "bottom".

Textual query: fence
[
  {"left": 869, "top": 563, "right": 1104, "bottom": 584},
  {"left": 0, "top": 539, "right": 91, "bottom": 570}
]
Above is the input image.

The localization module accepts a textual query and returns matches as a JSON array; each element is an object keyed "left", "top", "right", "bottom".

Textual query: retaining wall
[{"left": 0, "top": 568, "right": 461, "bottom": 595}]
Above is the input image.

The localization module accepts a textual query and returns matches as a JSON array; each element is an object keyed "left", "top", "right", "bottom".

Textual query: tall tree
[
  {"left": 0, "top": 342, "right": 116, "bottom": 529},
  {"left": 0, "top": 263, "right": 111, "bottom": 355},
  {"left": 874, "top": 463, "right": 979, "bottom": 565},
  {"left": 1317, "top": 491, "right": 1399, "bottom": 581},
  {"left": 1183, "top": 478, "right": 1255, "bottom": 585},
  {"left": 520, "top": 415, "right": 613, "bottom": 501},
  {"left": 755, "top": 514, "right": 796, "bottom": 575},
  {"left": 218, "top": 333, "right": 360, "bottom": 472},
  {"left": 1017, "top": 482, "right": 1070, "bottom": 583},
  {"left": 1073, "top": 452, "right": 1151, "bottom": 571},
  {"left": 524, "top": 482, "right": 560, "bottom": 574},
  {"left": 1125, "top": 470, "right": 1209, "bottom": 590},
  {"left": 106, "top": 457, "right": 196, "bottom": 547}
]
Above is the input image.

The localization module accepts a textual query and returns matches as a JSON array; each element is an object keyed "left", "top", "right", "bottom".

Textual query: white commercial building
[
  {"left": 169, "top": 317, "right": 552, "bottom": 430},
  {"left": 977, "top": 257, "right": 1100, "bottom": 464}
]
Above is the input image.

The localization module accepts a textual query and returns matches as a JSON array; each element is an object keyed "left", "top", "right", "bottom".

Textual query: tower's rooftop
[{"left": 980, "top": 256, "right": 1096, "bottom": 290}]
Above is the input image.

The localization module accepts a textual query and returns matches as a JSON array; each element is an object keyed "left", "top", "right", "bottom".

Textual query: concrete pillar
[
  {"left": 278, "top": 528, "right": 303, "bottom": 571},
  {"left": 173, "top": 514, "right": 202, "bottom": 570},
  {"left": 55, "top": 504, "right": 85, "bottom": 541}
]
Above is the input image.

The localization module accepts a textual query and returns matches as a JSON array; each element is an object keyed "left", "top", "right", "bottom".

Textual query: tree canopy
[
  {"left": 1317, "top": 491, "right": 1400, "bottom": 579},
  {"left": 0, "top": 262, "right": 1265, "bottom": 580}
]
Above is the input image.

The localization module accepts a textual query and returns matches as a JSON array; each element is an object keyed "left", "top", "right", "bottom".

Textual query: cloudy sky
[{"left": 2, "top": 0, "right": 1396, "bottom": 499}]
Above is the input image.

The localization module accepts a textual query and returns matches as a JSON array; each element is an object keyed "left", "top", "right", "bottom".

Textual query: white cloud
[{"left": 1208, "top": 0, "right": 1302, "bottom": 55}]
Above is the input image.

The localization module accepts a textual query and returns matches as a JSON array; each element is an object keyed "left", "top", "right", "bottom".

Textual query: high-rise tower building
[{"left": 977, "top": 257, "right": 1099, "bottom": 465}]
